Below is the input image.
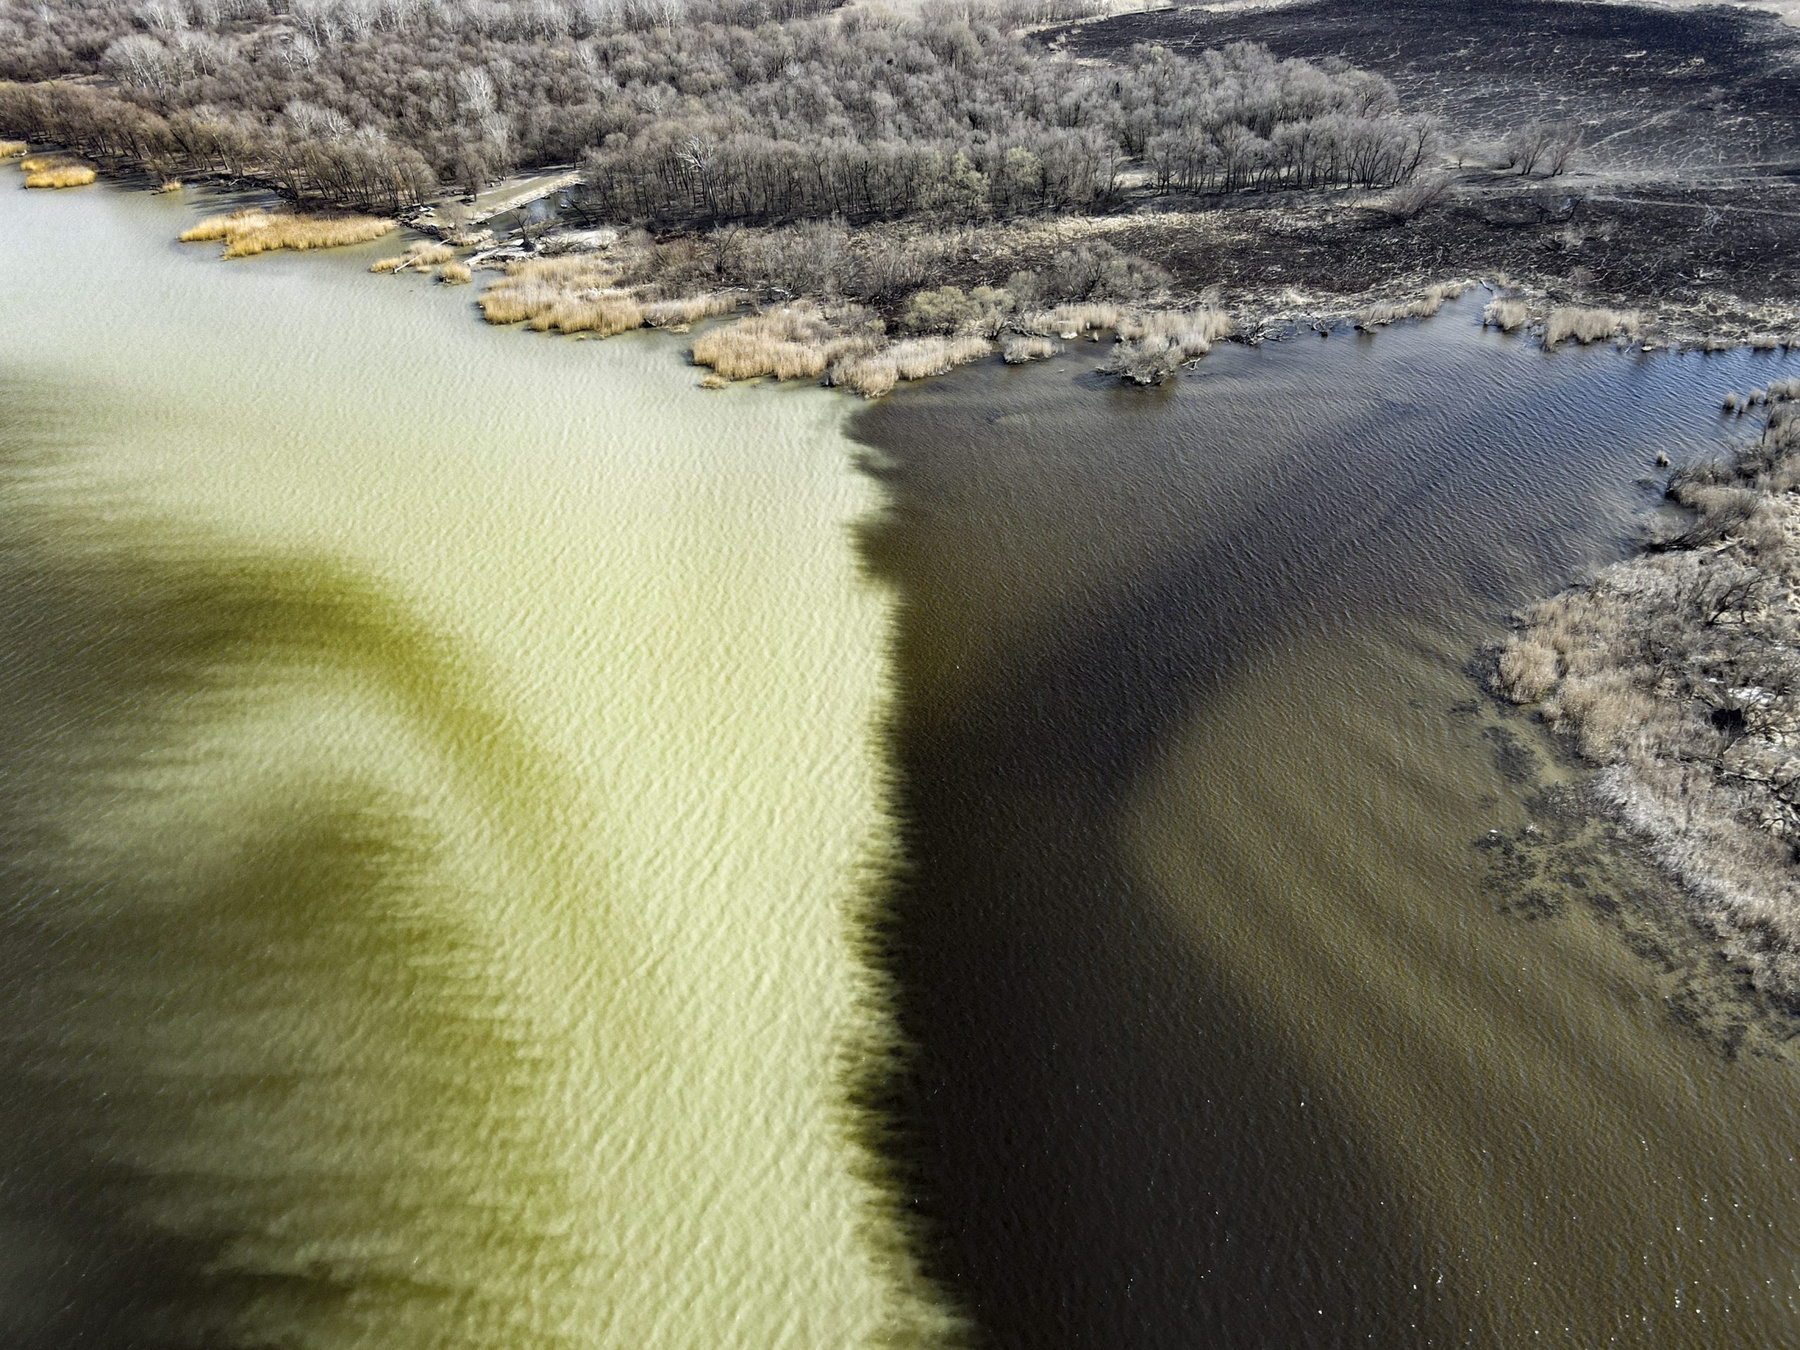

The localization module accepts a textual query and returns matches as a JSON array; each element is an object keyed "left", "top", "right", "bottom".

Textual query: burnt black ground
[{"left": 1018, "top": 0, "right": 1800, "bottom": 328}]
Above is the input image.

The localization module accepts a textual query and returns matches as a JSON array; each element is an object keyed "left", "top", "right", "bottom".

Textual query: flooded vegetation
[{"left": 1499, "top": 382, "right": 1800, "bottom": 1006}]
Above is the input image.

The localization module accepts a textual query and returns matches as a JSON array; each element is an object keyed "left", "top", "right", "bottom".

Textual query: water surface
[
  {"left": 0, "top": 180, "right": 950, "bottom": 1348},
  {"left": 854, "top": 319, "right": 1800, "bottom": 1347}
]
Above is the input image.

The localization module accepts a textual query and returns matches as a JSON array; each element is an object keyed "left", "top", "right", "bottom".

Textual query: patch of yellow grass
[
  {"left": 0, "top": 141, "right": 26, "bottom": 159},
  {"left": 437, "top": 261, "right": 472, "bottom": 285},
  {"left": 18, "top": 154, "right": 63, "bottom": 172},
  {"left": 691, "top": 304, "right": 878, "bottom": 381},
  {"left": 830, "top": 335, "right": 990, "bottom": 398},
  {"left": 24, "top": 163, "right": 96, "bottom": 189},
  {"left": 1544, "top": 305, "right": 1641, "bottom": 347},
  {"left": 153, "top": 179, "right": 183, "bottom": 194},
  {"left": 1482, "top": 297, "right": 1530, "bottom": 332},
  {"left": 478, "top": 256, "right": 624, "bottom": 326},
  {"left": 180, "top": 208, "right": 396, "bottom": 258},
  {"left": 642, "top": 292, "right": 738, "bottom": 328},
  {"left": 372, "top": 240, "right": 455, "bottom": 274}
]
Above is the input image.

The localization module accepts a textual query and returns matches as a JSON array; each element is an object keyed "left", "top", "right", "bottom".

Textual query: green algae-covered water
[
  {"left": 0, "top": 180, "right": 953, "bottom": 1347},
  {"left": 6, "top": 174, "right": 1800, "bottom": 1350}
]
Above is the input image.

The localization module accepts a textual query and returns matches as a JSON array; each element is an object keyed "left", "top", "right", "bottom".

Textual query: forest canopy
[{"left": 0, "top": 0, "right": 1437, "bottom": 217}]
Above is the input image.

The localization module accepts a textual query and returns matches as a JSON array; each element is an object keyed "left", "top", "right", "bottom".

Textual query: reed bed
[
  {"left": 1353, "top": 281, "right": 1475, "bottom": 330},
  {"left": 18, "top": 154, "right": 63, "bottom": 172},
  {"left": 1482, "top": 297, "right": 1530, "bottom": 333},
  {"left": 23, "top": 163, "right": 96, "bottom": 189},
  {"left": 642, "top": 293, "right": 738, "bottom": 328},
  {"left": 371, "top": 241, "right": 455, "bottom": 274},
  {"left": 1497, "top": 389, "right": 1800, "bottom": 1001},
  {"left": 830, "top": 335, "right": 990, "bottom": 397},
  {"left": 1104, "top": 308, "right": 1237, "bottom": 384},
  {"left": 0, "top": 140, "right": 26, "bottom": 159},
  {"left": 1020, "top": 302, "right": 1126, "bottom": 338},
  {"left": 530, "top": 291, "right": 645, "bottom": 336},
  {"left": 477, "top": 256, "right": 622, "bottom": 326},
  {"left": 180, "top": 208, "right": 396, "bottom": 258},
  {"left": 437, "top": 261, "right": 472, "bottom": 285},
  {"left": 1543, "top": 305, "right": 1641, "bottom": 347},
  {"left": 691, "top": 304, "right": 878, "bottom": 381},
  {"left": 153, "top": 179, "right": 183, "bottom": 194},
  {"left": 1001, "top": 334, "right": 1060, "bottom": 364}
]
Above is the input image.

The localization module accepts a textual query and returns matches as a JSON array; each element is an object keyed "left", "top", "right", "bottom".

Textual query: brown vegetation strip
[{"left": 180, "top": 209, "right": 395, "bottom": 259}]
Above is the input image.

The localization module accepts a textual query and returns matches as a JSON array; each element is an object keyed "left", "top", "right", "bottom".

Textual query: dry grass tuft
[
  {"left": 1002, "top": 334, "right": 1060, "bottom": 364},
  {"left": 830, "top": 335, "right": 990, "bottom": 397},
  {"left": 1105, "top": 307, "right": 1237, "bottom": 383},
  {"left": 181, "top": 208, "right": 396, "bottom": 258},
  {"left": 0, "top": 140, "right": 27, "bottom": 159},
  {"left": 1020, "top": 302, "right": 1126, "bottom": 338},
  {"left": 23, "top": 162, "right": 96, "bottom": 189},
  {"left": 153, "top": 178, "right": 183, "bottom": 194},
  {"left": 1354, "top": 281, "right": 1476, "bottom": 331},
  {"left": 1543, "top": 305, "right": 1641, "bottom": 347},
  {"left": 1483, "top": 297, "right": 1530, "bottom": 333},
  {"left": 477, "top": 256, "right": 633, "bottom": 330},
  {"left": 691, "top": 303, "right": 878, "bottom": 382},
  {"left": 437, "top": 261, "right": 472, "bottom": 285},
  {"left": 642, "top": 293, "right": 738, "bottom": 328},
  {"left": 371, "top": 240, "right": 455, "bottom": 274}
]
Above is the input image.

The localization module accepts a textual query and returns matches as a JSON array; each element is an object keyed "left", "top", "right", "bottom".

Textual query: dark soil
[{"left": 1023, "top": 0, "right": 1800, "bottom": 334}]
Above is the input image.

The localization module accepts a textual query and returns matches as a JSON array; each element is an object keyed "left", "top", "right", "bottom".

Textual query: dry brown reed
[
  {"left": 1020, "top": 302, "right": 1126, "bottom": 338},
  {"left": 1482, "top": 297, "right": 1530, "bottom": 333},
  {"left": 1104, "top": 308, "right": 1237, "bottom": 383},
  {"left": 371, "top": 240, "right": 455, "bottom": 273},
  {"left": 0, "top": 140, "right": 27, "bottom": 159},
  {"left": 477, "top": 256, "right": 626, "bottom": 329},
  {"left": 642, "top": 293, "right": 738, "bottom": 328},
  {"left": 180, "top": 208, "right": 396, "bottom": 258},
  {"left": 830, "top": 335, "right": 990, "bottom": 397},
  {"left": 437, "top": 261, "right": 472, "bottom": 285},
  {"left": 17, "top": 154, "right": 62, "bottom": 172},
  {"left": 1543, "top": 305, "right": 1640, "bottom": 347},
  {"left": 1354, "top": 281, "right": 1475, "bottom": 330},
  {"left": 1002, "top": 334, "right": 1060, "bottom": 363},
  {"left": 23, "top": 163, "right": 96, "bottom": 189},
  {"left": 153, "top": 179, "right": 183, "bottom": 194},
  {"left": 690, "top": 304, "right": 878, "bottom": 381}
]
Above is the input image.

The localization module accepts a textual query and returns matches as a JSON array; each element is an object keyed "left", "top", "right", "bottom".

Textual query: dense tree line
[{"left": 0, "top": 0, "right": 1435, "bottom": 217}]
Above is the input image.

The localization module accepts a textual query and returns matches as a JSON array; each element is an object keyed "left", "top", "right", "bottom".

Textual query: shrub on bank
[{"left": 1483, "top": 297, "right": 1529, "bottom": 333}]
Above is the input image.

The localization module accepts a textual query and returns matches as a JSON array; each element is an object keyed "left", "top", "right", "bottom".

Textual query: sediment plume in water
[{"left": 0, "top": 174, "right": 964, "bottom": 1349}]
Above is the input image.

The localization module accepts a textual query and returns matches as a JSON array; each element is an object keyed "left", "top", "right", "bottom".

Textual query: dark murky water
[{"left": 854, "top": 320, "right": 1800, "bottom": 1347}]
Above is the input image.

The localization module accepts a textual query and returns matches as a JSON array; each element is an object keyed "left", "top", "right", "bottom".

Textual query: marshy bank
[{"left": 1497, "top": 381, "right": 1800, "bottom": 1007}]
